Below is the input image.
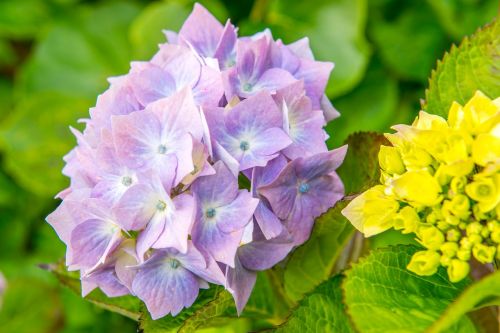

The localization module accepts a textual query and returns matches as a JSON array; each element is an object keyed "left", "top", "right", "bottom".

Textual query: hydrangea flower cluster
[
  {"left": 46, "top": 4, "right": 346, "bottom": 319},
  {"left": 342, "top": 91, "right": 500, "bottom": 283}
]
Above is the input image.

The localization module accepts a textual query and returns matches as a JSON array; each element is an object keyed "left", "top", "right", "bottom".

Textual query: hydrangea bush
[
  {"left": 46, "top": 4, "right": 346, "bottom": 319},
  {"left": 342, "top": 91, "right": 500, "bottom": 282}
]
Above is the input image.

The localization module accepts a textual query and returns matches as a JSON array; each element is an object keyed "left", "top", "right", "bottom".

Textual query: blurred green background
[{"left": 0, "top": 0, "right": 496, "bottom": 331}]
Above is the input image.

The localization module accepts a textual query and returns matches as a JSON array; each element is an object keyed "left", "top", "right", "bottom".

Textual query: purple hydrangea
[{"left": 46, "top": 4, "right": 346, "bottom": 319}]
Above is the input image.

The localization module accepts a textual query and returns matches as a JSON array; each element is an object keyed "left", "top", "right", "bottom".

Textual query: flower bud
[
  {"left": 468, "top": 234, "right": 482, "bottom": 245},
  {"left": 456, "top": 248, "right": 471, "bottom": 261},
  {"left": 378, "top": 146, "right": 405, "bottom": 175},
  {"left": 466, "top": 222, "right": 483, "bottom": 236},
  {"left": 491, "top": 224, "right": 500, "bottom": 243},
  {"left": 460, "top": 237, "right": 473, "bottom": 250},
  {"left": 436, "top": 220, "right": 450, "bottom": 231},
  {"left": 449, "top": 194, "right": 470, "bottom": 219},
  {"left": 418, "top": 226, "right": 445, "bottom": 250},
  {"left": 472, "top": 244, "right": 496, "bottom": 264},
  {"left": 393, "top": 206, "right": 420, "bottom": 234},
  {"left": 440, "top": 255, "right": 452, "bottom": 267},
  {"left": 446, "top": 228, "right": 461, "bottom": 242},
  {"left": 407, "top": 250, "right": 441, "bottom": 276},
  {"left": 447, "top": 259, "right": 470, "bottom": 283},
  {"left": 466, "top": 176, "right": 500, "bottom": 213},
  {"left": 472, "top": 134, "right": 500, "bottom": 166},
  {"left": 440, "top": 242, "right": 458, "bottom": 258},
  {"left": 450, "top": 176, "right": 467, "bottom": 195},
  {"left": 392, "top": 171, "right": 442, "bottom": 206}
]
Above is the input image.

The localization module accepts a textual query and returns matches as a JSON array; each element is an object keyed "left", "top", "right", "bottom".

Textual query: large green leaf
[
  {"left": 17, "top": 2, "right": 140, "bottom": 100},
  {"left": 424, "top": 19, "right": 500, "bottom": 117},
  {"left": 369, "top": 3, "right": 448, "bottom": 82},
  {"left": 274, "top": 275, "right": 354, "bottom": 333},
  {"left": 343, "top": 245, "right": 477, "bottom": 333},
  {"left": 261, "top": 0, "right": 371, "bottom": 97},
  {"left": 46, "top": 261, "right": 142, "bottom": 321},
  {"left": 428, "top": 270, "right": 500, "bottom": 333},
  {"left": 283, "top": 201, "right": 354, "bottom": 302},
  {"left": 0, "top": 93, "right": 89, "bottom": 196},
  {"left": 0, "top": 0, "right": 51, "bottom": 39},
  {"left": 326, "top": 61, "right": 398, "bottom": 148}
]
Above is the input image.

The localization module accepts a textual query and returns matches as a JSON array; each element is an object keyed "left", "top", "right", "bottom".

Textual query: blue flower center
[
  {"left": 240, "top": 141, "right": 250, "bottom": 151},
  {"left": 169, "top": 258, "right": 180, "bottom": 269},
  {"left": 157, "top": 144, "right": 167, "bottom": 154},
  {"left": 206, "top": 208, "right": 216, "bottom": 218},
  {"left": 156, "top": 200, "right": 167, "bottom": 211},
  {"left": 242, "top": 83, "right": 253, "bottom": 92},
  {"left": 298, "top": 183, "right": 310, "bottom": 194},
  {"left": 121, "top": 176, "right": 133, "bottom": 187}
]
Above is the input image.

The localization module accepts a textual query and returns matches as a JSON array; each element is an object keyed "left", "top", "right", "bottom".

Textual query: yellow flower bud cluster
[{"left": 342, "top": 91, "right": 500, "bottom": 283}]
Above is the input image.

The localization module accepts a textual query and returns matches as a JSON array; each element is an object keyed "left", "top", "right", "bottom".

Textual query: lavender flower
[{"left": 46, "top": 3, "right": 345, "bottom": 318}]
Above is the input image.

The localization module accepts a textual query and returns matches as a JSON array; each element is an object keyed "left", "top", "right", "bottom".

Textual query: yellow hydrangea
[{"left": 342, "top": 91, "right": 500, "bottom": 283}]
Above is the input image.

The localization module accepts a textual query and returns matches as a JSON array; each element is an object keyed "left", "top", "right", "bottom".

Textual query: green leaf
[
  {"left": 129, "top": 1, "right": 190, "bottom": 60},
  {"left": 424, "top": 19, "right": 500, "bottom": 117},
  {"left": 45, "top": 260, "right": 142, "bottom": 321},
  {"left": 17, "top": 2, "right": 140, "bottom": 100},
  {"left": 274, "top": 275, "right": 355, "bottom": 332},
  {"left": 343, "top": 245, "right": 477, "bottom": 333},
  {"left": 325, "top": 61, "right": 398, "bottom": 148},
  {"left": 0, "top": 92, "right": 90, "bottom": 196},
  {"left": 428, "top": 270, "right": 500, "bottom": 333},
  {"left": 369, "top": 3, "right": 448, "bottom": 82},
  {"left": 138, "top": 286, "right": 228, "bottom": 333},
  {"left": 283, "top": 201, "right": 354, "bottom": 302},
  {"left": 426, "top": 0, "right": 498, "bottom": 40},
  {"left": 336, "top": 132, "right": 388, "bottom": 195},
  {"left": 262, "top": 0, "right": 371, "bottom": 97}
]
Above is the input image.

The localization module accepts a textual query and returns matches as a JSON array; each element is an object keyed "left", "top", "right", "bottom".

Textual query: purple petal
[
  {"left": 214, "top": 21, "right": 237, "bottom": 69},
  {"left": 253, "top": 202, "right": 283, "bottom": 239},
  {"left": 132, "top": 252, "right": 199, "bottom": 319},
  {"left": 177, "top": 241, "right": 226, "bottom": 285},
  {"left": 215, "top": 191, "right": 259, "bottom": 233},
  {"left": 238, "top": 237, "right": 294, "bottom": 271},
  {"left": 321, "top": 94, "right": 340, "bottom": 122},
  {"left": 151, "top": 44, "right": 201, "bottom": 89},
  {"left": 82, "top": 265, "right": 129, "bottom": 298},
  {"left": 251, "top": 68, "right": 298, "bottom": 96},
  {"left": 130, "top": 63, "right": 177, "bottom": 106},
  {"left": 136, "top": 214, "right": 167, "bottom": 261},
  {"left": 294, "top": 59, "right": 333, "bottom": 109},
  {"left": 226, "top": 255, "right": 257, "bottom": 315},
  {"left": 153, "top": 193, "right": 195, "bottom": 253},
  {"left": 193, "top": 65, "right": 224, "bottom": 107},
  {"left": 192, "top": 161, "right": 238, "bottom": 207},
  {"left": 296, "top": 146, "right": 347, "bottom": 180},
  {"left": 178, "top": 3, "right": 224, "bottom": 58}
]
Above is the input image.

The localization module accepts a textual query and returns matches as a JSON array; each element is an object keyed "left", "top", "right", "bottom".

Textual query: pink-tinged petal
[
  {"left": 287, "top": 37, "right": 314, "bottom": 60},
  {"left": 153, "top": 194, "right": 195, "bottom": 253},
  {"left": 253, "top": 202, "right": 283, "bottom": 239},
  {"left": 236, "top": 36, "right": 272, "bottom": 83},
  {"left": 193, "top": 65, "right": 224, "bottom": 107},
  {"left": 69, "top": 219, "right": 123, "bottom": 268},
  {"left": 213, "top": 141, "right": 240, "bottom": 177},
  {"left": 178, "top": 3, "right": 224, "bottom": 57},
  {"left": 192, "top": 217, "right": 243, "bottom": 267},
  {"left": 130, "top": 63, "right": 177, "bottom": 106},
  {"left": 82, "top": 266, "right": 129, "bottom": 298},
  {"left": 169, "top": 134, "right": 194, "bottom": 186},
  {"left": 294, "top": 59, "right": 333, "bottom": 108},
  {"left": 238, "top": 237, "right": 294, "bottom": 271},
  {"left": 251, "top": 68, "right": 298, "bottom": 95},
  {"left": 115, "top": 241, "right": 138, "bottom": 292},
  {"left": 113, "top": 184, "right": 158, "bottom": 230},
  {"left": 199, "top": 107, "right": 214, "bottom": 158},
  {"left": 192, "top": 161, "right": 238, "bottom": 207},
  {"left": 239, "top": 127, "right": 291, "bottom": 170},
  {"left": 46, "top": 189, "right": 91, "bottom": 245},
  {"left": 132, "top": 252, "right": 200, "bottom": 319},
  {"left": 136, "top": 214, "right": 167, "bottom": 261},
  {"left": 226, "top": 256, "right": 257, "bottom": 315},
  {"left": 163, "top": 30, "right": 178, "bottom": 44},
  {"left": 271, "top": 40, "right": 301, "bottom": 74},
  {"left": 147, "top": 88, "right": 204, "bottom": 142},
  {"left": 225, "top": 92, "right": 282, "bottom": 132},
  {"left": 81, "top": 279, "right": 98, "bottom": 297},
  {"left": 151, "top": 44, "right": 201, "bottom": 89},
  {"left": 214, "top": 21, "right": 237, "bottom": 69},
  {"left": 215, "top": 191, "right": 259, "bottom": 233},
  {"left": 111, "top": 111, "right": 161, "bottom": 170},
  {"left": 321, "top": 94, "right": 340, "bottom": 122}
]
